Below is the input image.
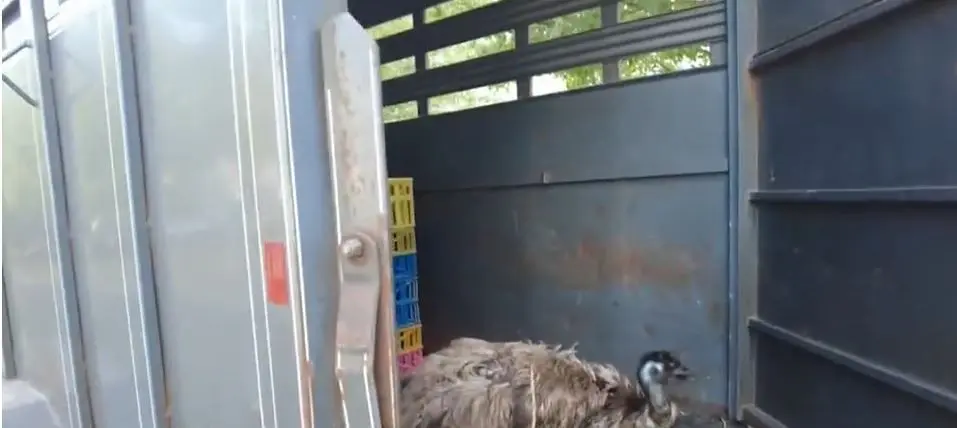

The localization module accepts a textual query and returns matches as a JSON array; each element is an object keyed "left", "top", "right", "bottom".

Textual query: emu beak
[{"left": 672, "top": 366, "right": 693, "bottom": 381}]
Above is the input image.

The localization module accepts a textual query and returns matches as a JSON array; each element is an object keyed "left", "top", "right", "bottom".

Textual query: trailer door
[{"left": 735, "top": 1, "right": 957, "bottom": 427}]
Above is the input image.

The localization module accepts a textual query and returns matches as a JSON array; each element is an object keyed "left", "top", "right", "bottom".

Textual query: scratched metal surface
[{"left": 386, "top": 70, "right": 731, "bottom": 418}]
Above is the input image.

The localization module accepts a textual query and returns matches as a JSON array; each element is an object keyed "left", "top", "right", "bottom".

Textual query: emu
[{"left": 399, "top": 337, "right": 691, "bottom": 428}]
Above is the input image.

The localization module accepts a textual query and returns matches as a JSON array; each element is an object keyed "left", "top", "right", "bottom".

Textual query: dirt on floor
[{"left": 671, "top": 398, "right": 745, "bottom": 428}]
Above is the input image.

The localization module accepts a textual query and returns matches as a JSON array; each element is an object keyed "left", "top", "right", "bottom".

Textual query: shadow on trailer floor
[
  {"left": 674, "top": 415, "right": 741, "bottom": 428},
  {"left": 672, "top": 398, "right": 744, "bottom": 428}
]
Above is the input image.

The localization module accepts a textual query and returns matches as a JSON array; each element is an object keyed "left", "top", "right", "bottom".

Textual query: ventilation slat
[
  {"left": 378, "top": 0, "right": 616, "bottom": 64},
  {"left": 382, "top": 2, "right": 725, "bottom": 106}
]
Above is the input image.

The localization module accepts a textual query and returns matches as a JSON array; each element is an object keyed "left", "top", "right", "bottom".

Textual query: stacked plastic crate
[{"left": 390, "top": 178, "right": 423, "bottom": 376}]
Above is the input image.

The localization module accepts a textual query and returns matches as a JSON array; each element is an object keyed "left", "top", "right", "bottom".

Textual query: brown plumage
[{"left": 399, "top": 337, "right": 689, "bottom": 428}]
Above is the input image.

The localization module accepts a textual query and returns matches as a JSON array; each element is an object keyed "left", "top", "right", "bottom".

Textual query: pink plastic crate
[{"left": 397, "top": 349, "right": 424, "bottom": 376}]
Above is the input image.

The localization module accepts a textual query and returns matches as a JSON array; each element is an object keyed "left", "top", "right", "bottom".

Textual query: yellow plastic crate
[
  {"left": 389, "top": 178, "right": 415, "bottom": 229},
  {"left": 396, "top": 323, "right": 423, "bottom": 353},
  {"left": 391, "top": 227, "right": 417, "bottom": 256}
]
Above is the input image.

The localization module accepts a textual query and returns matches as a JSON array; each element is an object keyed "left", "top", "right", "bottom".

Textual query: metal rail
[{"left": 1, "top": 40, "right": 37, "bottom": 106}]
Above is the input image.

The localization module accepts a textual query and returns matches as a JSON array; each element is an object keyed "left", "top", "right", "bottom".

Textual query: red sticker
[{"left": 263, "top": 241, "right": 289, "bottom": 306}]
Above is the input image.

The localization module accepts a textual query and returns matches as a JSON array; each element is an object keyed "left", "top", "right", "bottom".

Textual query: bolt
[{"left": 340, "top": 237, "right": 364, "bottom": 259}]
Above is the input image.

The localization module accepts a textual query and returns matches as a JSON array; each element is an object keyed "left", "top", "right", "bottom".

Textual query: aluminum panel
[
  {"left": 131, "top": 0, "right": 309, "bottom": 424},
  {"left": 1, "top": 48, "right": 75, "bottom": 427},
  {"left": 50, "top": 2, "right": 159, "bottom": 426}
]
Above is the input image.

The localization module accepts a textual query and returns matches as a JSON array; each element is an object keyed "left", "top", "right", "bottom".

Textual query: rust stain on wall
[
  {"left": 524, "top": 236, "right": 699, "bottom": 291},
  {"left": 707, "top": 301, "right": 725, "bottom": 328}
]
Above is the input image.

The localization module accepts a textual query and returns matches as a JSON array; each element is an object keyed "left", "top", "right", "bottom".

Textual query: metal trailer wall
[
  {"left": 737, "top": 0, "right": 957, "bottom": 427},
  {"left": 358, "top": 0, "right": 734, "bottom": 418},
  {"left": 2, "top": 0, "right": 385, "bottom": 426}
]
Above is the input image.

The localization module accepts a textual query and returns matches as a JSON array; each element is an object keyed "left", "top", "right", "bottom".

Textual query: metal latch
[{"left": 321, "top": 12, "right": 399, "bottom": 428}]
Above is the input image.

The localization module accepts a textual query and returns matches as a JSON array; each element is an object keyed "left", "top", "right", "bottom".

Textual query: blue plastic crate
[
  {"left": 392, "top": 253, "right": 418, "bottom": 278},
  {"left": 394, "top": 275, "right": 419, "bottom": 304},
  {"left": 395, "top": 300, "right": 420, "bottom": 328}
]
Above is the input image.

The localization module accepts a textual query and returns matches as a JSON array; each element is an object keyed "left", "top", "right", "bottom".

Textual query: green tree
[{"left": 368, "top": 0, "right": 714, "bottom": 123}]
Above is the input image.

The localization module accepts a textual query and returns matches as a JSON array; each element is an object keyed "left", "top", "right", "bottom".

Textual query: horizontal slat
[
  {"left": 351, "top": 0, "right": 442, "bottom": 28},
  {"left": 379, "top": 0, "right": 617, "bottom": 64},
  {"left": 750, "top": 186, "right": 957, "bottom": 204},
  {"left": 740, "top": 404, "right": 790, "bottom": 428},
  {"left": 750, "top": 317, "right": 957, "bottom": 415},
  {"left": 386, "top": 68, "right": 728, "bottom": 192},
  {"left": 2, "top": 39, "right": 30, "bottom": 62},
  {"left": 750, "top": 0, "right": 922, "bottom": 71},
  {"left": 382, "top": 2, "right": 725, "bottom": 105}
]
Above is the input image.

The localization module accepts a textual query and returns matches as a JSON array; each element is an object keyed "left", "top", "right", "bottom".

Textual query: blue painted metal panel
[
  {"left": 387, "top": 70, "right": 729, "bottom": 191},
  {"left": 386, "top": 71, "right": 731, "bottom": 418},
  {"left": 748, "top": 1, "right": 957, "bottom": 427},
  {"left": 756, "top": 0, "right": 872, "bottom": 51},
  {"left": 412, "top": 175, "right": 729, "bottom": 410}
]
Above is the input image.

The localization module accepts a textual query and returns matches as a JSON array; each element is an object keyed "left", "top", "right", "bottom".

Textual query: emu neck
[
  {"left": 646, "top": 383, "right": 667, "bottom": 410},
  {"left": 638, "top": 364, "right": 669, "bottom": 413}
]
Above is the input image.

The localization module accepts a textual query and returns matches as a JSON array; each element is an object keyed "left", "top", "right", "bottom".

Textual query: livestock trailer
[{"left": 2, "top": 0, "right": 956, "bottom": 426}]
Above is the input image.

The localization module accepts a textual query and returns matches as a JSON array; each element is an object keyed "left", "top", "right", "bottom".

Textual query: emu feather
[{"left": 399, "top": 337, "right": 685, "bottom": 428}]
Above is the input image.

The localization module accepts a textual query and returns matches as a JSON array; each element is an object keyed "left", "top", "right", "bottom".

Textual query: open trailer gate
[
  {"left": 736, "top": 1, "right": 957, "bottom": 427},
  {"left": 2, "top": 0, "right": 384, "bottom": 426}
]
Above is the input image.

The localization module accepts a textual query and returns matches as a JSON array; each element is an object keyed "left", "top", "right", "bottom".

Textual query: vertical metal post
[
  {"left": 20, "top": 0, "right": 93, "bottom": 425},
  {"left": 414, "top": 12, "right": 427, "bottom": 116},
  {"left": 709, "top": 41, "right": 728, "bottom": 65},
  {"left": 515, "top": 24, "right": 530, "bottom": 98},
  {"left": 106, "top": 0, "right": 168, "bottom": 426},
  {"left": 600, "top": 3, "right": 619, "bottom": 85},
  {"left": 726, "top": 0, "right": 760, "bottom": 419},
  {"left": 321, "top": 12, "right": 399, "bottom": 428}
]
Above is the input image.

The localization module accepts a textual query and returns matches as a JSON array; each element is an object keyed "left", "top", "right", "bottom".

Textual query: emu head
[
  {"left": 637, "top": 350, "right": 692, "bottom": 384},
  {"left": 585, "top": 351, "right": 693, "bottom": 427}
]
